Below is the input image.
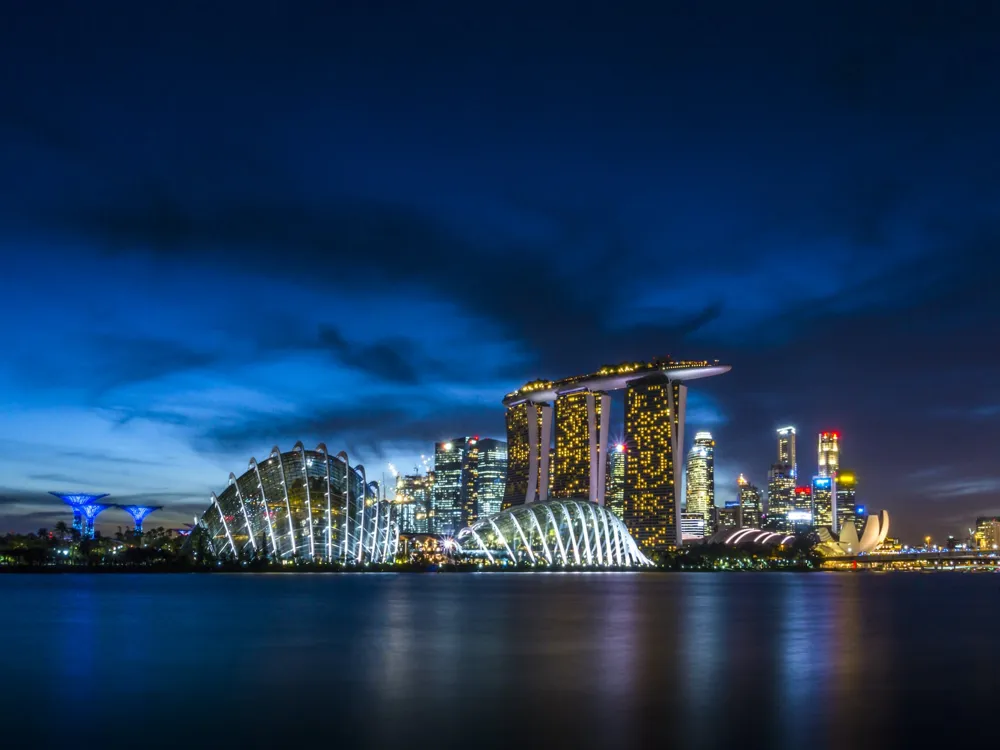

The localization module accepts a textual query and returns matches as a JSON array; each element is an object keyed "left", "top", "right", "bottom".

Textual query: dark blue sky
[{"left": 1, "top": 1, "right": 998, "bottom": 541}]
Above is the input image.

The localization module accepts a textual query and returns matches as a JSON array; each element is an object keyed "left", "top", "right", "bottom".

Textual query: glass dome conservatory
[
  {"left": 197, "top": 442, "right": 397, "bottom": 564},
  {"left": 456, "top": 499, "right": 652, "bottom": 567}
]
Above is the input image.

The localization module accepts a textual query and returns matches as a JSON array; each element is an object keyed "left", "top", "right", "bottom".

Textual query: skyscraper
[
  {"left": 835, "top": 470, "right": 857, "bottom": 534},
  {"left": 502, "top": 400, "right": 552, "bottom": 509},
  {"left": 737, "top": 474, "right": 762, "bottom": 528},
  {"left": 818, "top": 431, "right": 840, "bottom": 477},
  {"left": 624, "top": 378, "right": 687, "bottom": 551},
  {"left": 974, "top": 517, "right": 1000, "bottom": 550},
  {"left": 606, "top": 442, "right": 626, "bottom": 520},
  {"left": 474, "top": 438, "right": 507, "bottom": 519},
  {"left": 777, "top": 426, "right": 797, "bottom": 479},
  {"left": 552, "top": 391, "right": 608, "bottom": 500},
  {"left": 431, "top": 438, "right": 478, "bottom": 535},
  {"left": 396, "top": 472, "right": 433, "bottom": 534},
  {"left": 685, "top": 431, "right": 715, "bottom": 531},
  {"left": 811, "top": 475, "right": 835, "bottom": 529},
  {"left": 766, "top": 463, "right": 795, "bottom": 530}
]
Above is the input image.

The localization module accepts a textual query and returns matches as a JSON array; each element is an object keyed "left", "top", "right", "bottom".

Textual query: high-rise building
[
  {"left": 818, "top": 431, "right": 840, "bottom": 478},
  {"left": 685, "top": 431, "right": 715, "bottom": 530},
  {"left": 737, "top": 474, "right": 762, "bottom": 528},
  {"left": 431, "top": 438, "right": 478, "bottom": 535},
  {"left": 552, "top": 391, "right": 609, "bottom": 499},
  {"left": 396, "top": 472, "right": 434, "bottom": 534},
  {"left": 974, "top": 517, "right": 1000, "bottom": 550},
  {"left": 719, "top": 500, "right": 741, "bottom": 528},
  {"left": 624, "top": 378, "right": 687, "bottom": 551},
  {"left": 766, "top": 463, "right": 795, "bottom": 530},
  {"left": 789, "top": 486, "right": 813, "bottom": 530},
  {"left": 680, "top": 512, "right": 706, "bottom": 540},
  {"left": 777, "top": 427, "right": 797, "bottom": 479},
  {"left": 835, "top": 470, "right": 857, "bottom": 534},
  {"left": 606, "top": 442, "right": 626, "bottom": 520},
  {"left": 811, "top": 475, "right": 836, "bottom": 529},
  {"left": 474, "top": 439, "right": 507, "bottom": 519},
  {"left": 502, "top": 399, "right": 552, "bottom": 509}
]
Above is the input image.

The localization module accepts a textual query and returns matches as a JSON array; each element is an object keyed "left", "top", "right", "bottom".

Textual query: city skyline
[{"left": 2, "top": 3, "right": 999, "bottom": 543}]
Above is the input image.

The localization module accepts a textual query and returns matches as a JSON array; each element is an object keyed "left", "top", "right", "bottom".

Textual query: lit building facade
[
  {"left": 502, "top": 399, "right": 552, "bottom": 509},
  {"left": 737, "top": 474, "right": 762, "bottom": 528},
  {"left": 396, "top": 472, "right": 433, "bottom": 535},
  {"left": 605, "top": 443, "right": 626, "bottom": 520},
  {"left": 196, "top": 442, "right": 397, "bottom": 563},
  {"left": 766, "top": 463, "right": 795, "bottom": 530},
  {"left": 681, "top": 511, "right": 707, "bottom": 540},
  {"left": 835, "top": 470, "right": 857, "bottom": 535},
  {"left": 685, "top": 431, "right": 715, "bottom": 532},
  {"left": 777, "top": 426, "right": 797, "bottom": 479},
  {"left": 625, "top": 378, "right": 686, "bottom": 551},
  {"left": 818, "top": 431, "right": 840, "bottom": 478},
  {"left": 789, "top": 486, "right": 813, "bottom": 530},
  {"left": 475, "top": 438, "right": 507, "bottom": 519},
  {"left": 431, "top": 438, "right": 478, "bottom": 535},
  {"left": 719, "top": 500, "right": 741, "bottom": 528},
  {"left": 811, "top": 475, "right": 836, "bottom": 530},
  {"left": 502, "top": 358, "right": 731, "bottom": 553},
  {"left": 974, "top": 517, "right": 1000, "bottom": 550},
  {"left": 552, "top": 391, "right": 609, "bottom": 501}
]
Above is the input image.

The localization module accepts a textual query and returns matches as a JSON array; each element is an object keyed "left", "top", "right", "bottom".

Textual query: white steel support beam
[
  {"left": 317, "top": 444, "right": 334, "bottom": 562},
  {"left": 249, "top": 458, "right": 279, "bottom": 557},
  {"left": 272, "top": 447, "right": 297, "bottom": 559},
  {"left": 230, "top": 473, "right": 257, "bottom": 552}
]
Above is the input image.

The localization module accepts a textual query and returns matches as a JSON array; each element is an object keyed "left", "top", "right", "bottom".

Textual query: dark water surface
[{"left": 2, "top": 573, "right": 998, "bottom": 748}]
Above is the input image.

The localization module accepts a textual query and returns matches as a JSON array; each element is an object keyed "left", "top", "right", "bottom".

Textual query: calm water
[{"left": 2, "top": 572, "right": 997, "bottom": 748}]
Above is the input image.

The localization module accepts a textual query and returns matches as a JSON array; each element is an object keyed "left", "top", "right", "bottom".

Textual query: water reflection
[{"left": 1, "top": 573, "right": 996, "bottom": 749}]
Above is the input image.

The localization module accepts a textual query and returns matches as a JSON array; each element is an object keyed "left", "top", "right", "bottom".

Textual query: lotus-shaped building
[
  {"left": 815, "top": 510, "right": 890, "bottom": 556},
  {"left": 196, "top": 442, "right": 398, "bottom": 564},
  {"left": 456, "top": 499, "right": 652, "bottom": 567}
]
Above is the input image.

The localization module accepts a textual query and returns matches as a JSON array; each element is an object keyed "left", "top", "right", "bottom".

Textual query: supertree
[
  {"left": 79, "top": 503, "right": 113, "bottom": 540},
  {"left": 117, "top": 505, "right": 163, "bottom": 534},
  {"left": 49, "top": 493, "right": 109, "bottom": 535}
]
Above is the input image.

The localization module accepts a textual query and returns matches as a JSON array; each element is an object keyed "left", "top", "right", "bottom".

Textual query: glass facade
[
  {"left": 199, "top": 443, "right": 397, "bottom": 563},
  {"left": 767, "top": 463, "right": 795, "bottom": 530},
  {"left": 503, "top": 402, "right": 535, "bottom": 509},
  {"left": 605, "top": 443, "right": 626, "bottom": 520},
  {"left": 777, "top": 427, "right": 797, "bottom": 479},
  {"left": 457, "top": 499, "right": 651, "bottom": 567},
  {"left": 431, "top": 438, "right": 477, "bottom": 535},
  {"left": 475, "top": 438, "right": 507, "bottom": 519},
  {"left": 818, "top": 431, "right": 840, "bottom": 477},
  {"left": 685, "top": 431, "right": 715, "bottom": 531},
  {"left": 834, "top": 470, "right": 857, "bottom": 534},
  {"left": 396, "top": 472, "right": 433, "bottom": 534},
  {"left": 737, "top": 474, "right": 762, "bottom": 528},
  {"left": 624, "top": 378, "right": 682, "bottom": 551},
  {"left": 812, "top": 476, "right": 835, "bottom": 529}
]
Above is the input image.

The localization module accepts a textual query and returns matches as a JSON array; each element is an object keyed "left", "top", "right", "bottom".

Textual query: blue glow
[
  {"left": 813, "top": 478, "right": 831, "bottom": 489},
  {"left": 48, "top": 492, "right": 110, "bottom": 507},
  {"left": 78, "top": 503, "right": 112, "bottom": 539},
  {"left": 117, "top": 504, "right": 163, "bottom": 533},
  {"left": 856, "top": 505, "right": 866, "bottom": 516}
]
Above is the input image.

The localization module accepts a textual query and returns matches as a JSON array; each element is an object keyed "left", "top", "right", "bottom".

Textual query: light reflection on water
[{"left": 2, "top": 572, "right": 997, "bottom": 749}]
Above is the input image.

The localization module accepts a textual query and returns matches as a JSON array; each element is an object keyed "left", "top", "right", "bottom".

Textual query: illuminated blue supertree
[
  {"left": 117, "top": 505, "right": 163, "bottom": 534},
  {"left": 79, "top": 503, "right": 113, "bottom": 540},
  {"left": 49, "top": 493, "right": 110, "bottom": 535}
]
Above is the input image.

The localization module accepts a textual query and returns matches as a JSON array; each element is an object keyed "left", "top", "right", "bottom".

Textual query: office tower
[
  {"left": 680, "top": 512, "right": 706, "bottom": 540},
  {"left": 719, "top": 500, "right": 741, "bottom": 528},
  {"left": 624, "top": 378, "right": 687, "bottom": 551},
  {"left": 685, "top": 432, "right": 715, "bottom": 531},
  {"left": 777, "top": 426, "right": 797, "bottom": 479},
  {"left": 974, "top": 517, "right": 1000, "bottom": 550},
  {"left": 475, "top": 438, "right": 507, "bottom": 519},
  {"left": 788, "top": 486, "right": 813, "bottom": 530},
  {"left": 811, "top": 475, "right": 836, "bottom": 529},
  {"left": 502, "top": 400, "right": 552, "bottom": 509},
  {"left": 606, "top": 442, "right": 626, "bottom": 520},
  {"left": 835, "top": 470, "right": 857, "bottom": 535},
  {"left": 766, "top": 464, "right": 795, "bottom": 530},
  {"left": 431, "top": 438, "right": 478, "bottom": 535},
  {"left": 552, "top": 391, "right": 609, "bottom": 500},
  {"left": 818, "top": 431, "right": 840, "bottom": 477},
  {"left": 737, "top": 474, "right": 762, "bottom": 528},
  {"left": 396, "top": 472, "right": 434, "bottom": 534}
]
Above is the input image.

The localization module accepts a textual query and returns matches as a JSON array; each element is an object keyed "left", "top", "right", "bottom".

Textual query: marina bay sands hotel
[{"left": 502, "top": 357, "right": 730, "bottom": 551}]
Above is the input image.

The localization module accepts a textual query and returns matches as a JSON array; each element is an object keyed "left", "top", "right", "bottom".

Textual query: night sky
[{"left": 1, "top": 1, "right": 998, "bottom": 542}]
